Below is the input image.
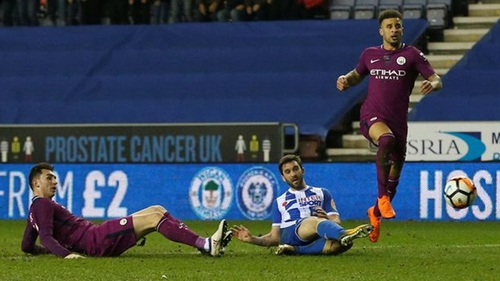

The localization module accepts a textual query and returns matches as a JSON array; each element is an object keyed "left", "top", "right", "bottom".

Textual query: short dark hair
[
  {"left": 29, "top": 162, "right": 54, "bottom": 190},
  {"left": 278, "top": 154, "right": 303, "bottom": 175},
  {"left": 378, "top": 9, "right": 403, "bottom": 25}
]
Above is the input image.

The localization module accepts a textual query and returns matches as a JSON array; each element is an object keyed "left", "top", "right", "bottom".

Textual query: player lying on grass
[
  {"left": 230, "top": 154, "right": 373, "bottom": 255},
  {"left": 21, "top": 162, "right": 231, "bottom": 259}
]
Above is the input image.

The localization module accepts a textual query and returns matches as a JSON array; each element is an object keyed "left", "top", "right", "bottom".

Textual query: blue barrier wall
[
  {"left": 0, "top": 20, "right": 427, "bottom": 137},
  {"left": 409, "top": 21, "right": 500, "bottom": 121},
  {"left": 1, "top": 162, "right": 498, "bottom": 221}
]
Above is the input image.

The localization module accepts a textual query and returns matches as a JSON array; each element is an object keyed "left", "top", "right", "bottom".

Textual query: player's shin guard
[
  {"left": 376, "top": 133, "right": 395, "bottom": 197},
  {"left": 316, "top": 220, "right": 344, "bottom": 240}
]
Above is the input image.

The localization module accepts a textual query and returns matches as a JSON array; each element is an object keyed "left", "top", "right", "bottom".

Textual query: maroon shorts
[
  {"left": 83, "top": 216, "right": 138, "bottom": 257},
  {"left": 359, "top": 117, "right": 407, "bottom": 163}
]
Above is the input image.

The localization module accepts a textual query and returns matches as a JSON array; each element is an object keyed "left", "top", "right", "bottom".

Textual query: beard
[{"left": 287, "top": 178, "right": 305, "bottom": 190}]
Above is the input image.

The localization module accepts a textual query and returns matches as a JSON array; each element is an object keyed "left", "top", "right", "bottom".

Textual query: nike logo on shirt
[{"left": 370, "top": 59, "right": 380, "bottom": 64}]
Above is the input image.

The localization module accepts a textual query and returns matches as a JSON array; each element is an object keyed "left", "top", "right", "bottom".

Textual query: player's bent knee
[
  {"left": 141, "top": 205, "right": 167, "bottom": 215},
  {"left": 150, "top": 205, "right": 167, "bottom": 214},
  {"left": 150, "top": 210, "right": 165, "bottom": 222},
  {"left": 304, "top": 216, "right": 327, "bottom": 230},
  {"left": 134, "top": 208, "right": 165, "bottom": 228}
]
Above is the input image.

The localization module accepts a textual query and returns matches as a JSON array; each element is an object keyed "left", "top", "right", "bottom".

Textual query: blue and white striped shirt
[{"left": 272, "top": 186, "right": 339, "bottom": 228}]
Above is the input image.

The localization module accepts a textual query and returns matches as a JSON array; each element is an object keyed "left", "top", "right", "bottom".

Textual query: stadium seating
[
  {"left": 353, "top": 0, "right": 379, "bottom": 19},
  {"left": 377, "top": 0, "right": 403, "bottom": 16},
  {"left": 425, "top": 0, "right": 452, "bottom": 28},
  {"left": 329, "top": 0, "right": 355, "bottom": 19},
  {"left": 409, "top": 21, "right": 500, "bottom": 121},
  {"left": 0, "top": 21, "right": 429, "bottom": 137},
  {"left": 402, "top": 0, "right": 426, "bottom": 19}
]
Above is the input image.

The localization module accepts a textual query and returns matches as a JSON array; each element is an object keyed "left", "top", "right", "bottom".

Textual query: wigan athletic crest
[{"left": 189, "top": 167, "right": 233, "bottom": 220}]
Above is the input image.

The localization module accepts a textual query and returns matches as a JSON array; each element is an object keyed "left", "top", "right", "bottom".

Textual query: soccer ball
[{"left": 444, "top": 176, "right": 477, "bottom": 209}]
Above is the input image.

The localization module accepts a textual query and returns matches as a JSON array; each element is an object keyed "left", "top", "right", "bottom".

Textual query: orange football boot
[
  {"left": 367, "top": 206, "right": 381, "bottom": 243},
  {"left": 377, "top": 195, "right": 396, "bottom": 219}
]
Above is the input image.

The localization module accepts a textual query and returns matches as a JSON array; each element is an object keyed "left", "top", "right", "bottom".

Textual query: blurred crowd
[{"left": 0, "top": 0, "right": 330, "bottom": 27}]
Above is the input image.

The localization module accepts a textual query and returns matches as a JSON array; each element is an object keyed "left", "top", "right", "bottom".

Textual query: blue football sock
[
  {"left": 316, "top": 220, "right": 345, "bottom": 240},
  {"left": 295, "top": 238, "right": 327, "bottom": 255}
]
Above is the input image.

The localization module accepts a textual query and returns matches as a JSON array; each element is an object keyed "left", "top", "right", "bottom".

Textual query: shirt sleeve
[
  {"left": 21, "top": 218, "right": 39, "bottom": 254},
  {"left": 322, "top": 188, "right": 339, "bottom": 216},
  {"left": 355, "top": 48, "right": 370, "bottom": 76},
  {"left": 412, "top": 47, "right": 436, "bottom": 79},
  {"left": 271, "top": 200, "right": 281, "bottom": 227},
  {"left": 32, "top": 199, "right": 72, "bottom": 257}
]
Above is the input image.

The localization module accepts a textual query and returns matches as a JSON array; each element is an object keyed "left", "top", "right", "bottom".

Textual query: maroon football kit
[
  {"left": 22, "top": 197, "right": 137, "bottom": 257},
  {"left": 356, "top": 43, "right": 435, "bottom": 157}
]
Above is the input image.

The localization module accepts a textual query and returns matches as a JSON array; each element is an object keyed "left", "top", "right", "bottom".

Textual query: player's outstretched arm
[
  {"left": 21, "top": 223, "right": 50, "bottom": 255},
  {"left": 230, "top": 225, "right": 280, "bottom": 247}
]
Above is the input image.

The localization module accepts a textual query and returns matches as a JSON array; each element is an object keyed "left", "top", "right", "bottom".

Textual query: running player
[
  {"left": 231, "top": 154, "right": 373, "bottom": 255},
  {"left": 336, "top": 9, "right": 442, "bottom": 242},
  {"left": 21, "top": 162, "right": 231, "bottom": 258}
]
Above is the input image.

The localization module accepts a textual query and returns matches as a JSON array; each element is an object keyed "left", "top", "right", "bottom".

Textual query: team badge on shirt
[
  {"left": 189, "top": 167, "right": 233, "bottom": 220},
  {"left": 236, "top": 167, "right": 280, "bottom": 220},
  {"left": 396, "top": 56, "right": 406, "bottom": 65}
]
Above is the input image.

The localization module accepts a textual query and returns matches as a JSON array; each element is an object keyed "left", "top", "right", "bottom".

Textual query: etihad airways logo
[{"left": 370, "top": 69, "right": 407, "bottom": 80}]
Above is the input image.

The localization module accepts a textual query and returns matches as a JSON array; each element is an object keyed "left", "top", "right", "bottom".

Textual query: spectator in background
[
  {"left": 151, "top": 0, "right": 170, "bottom": 24},
  {"left": 216, "top": 0, "right": 246, "bottom": 21},
  {"left": 297, "top": 0, "right": 328, "bottom": 19},
  {"left": 196, "top": 0, "right": 218, "bottom": 22},
  {"left": 105, "top": 0, "right": 129, "bottom": 24},
  {"left": 170, "top": 0, "right": 193, "bottom": 22},
  {"left": 1, "top": 0, "right": 18, "bottom": 26},
  {"left": 246, "top": 0, "right": 272, "bottom": 21},
  {"left": 271, "top": 0, "right": 300, "bottom": 20},
  {"left": 47, "top": 0, "right": 68, "bottom": 26},
  {"left": 66, "top": 0, "right": 81, "bottom": 25},
  {"left": 17, "top": 0, "right": 39, "bottom": 26},
  {"left": 80, "top": 0, "right": 104, "bottom": 24},
  {"left": 130, "top": 0, "right": 151, "bottom": 24}
]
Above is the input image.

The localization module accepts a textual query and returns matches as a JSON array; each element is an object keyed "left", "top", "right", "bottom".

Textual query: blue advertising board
[{"left": 0, "top": 162, "right": 498, "bottom": 221}]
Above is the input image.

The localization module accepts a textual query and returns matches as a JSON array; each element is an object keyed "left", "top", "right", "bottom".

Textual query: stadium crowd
[{"left": 0, "top": 0, "right": 329, "bottom": 27}]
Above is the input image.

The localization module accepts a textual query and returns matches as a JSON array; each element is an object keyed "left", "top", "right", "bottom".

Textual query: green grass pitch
[{"left": 1, "top": 220, "right": 498, "bottom": 281}]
